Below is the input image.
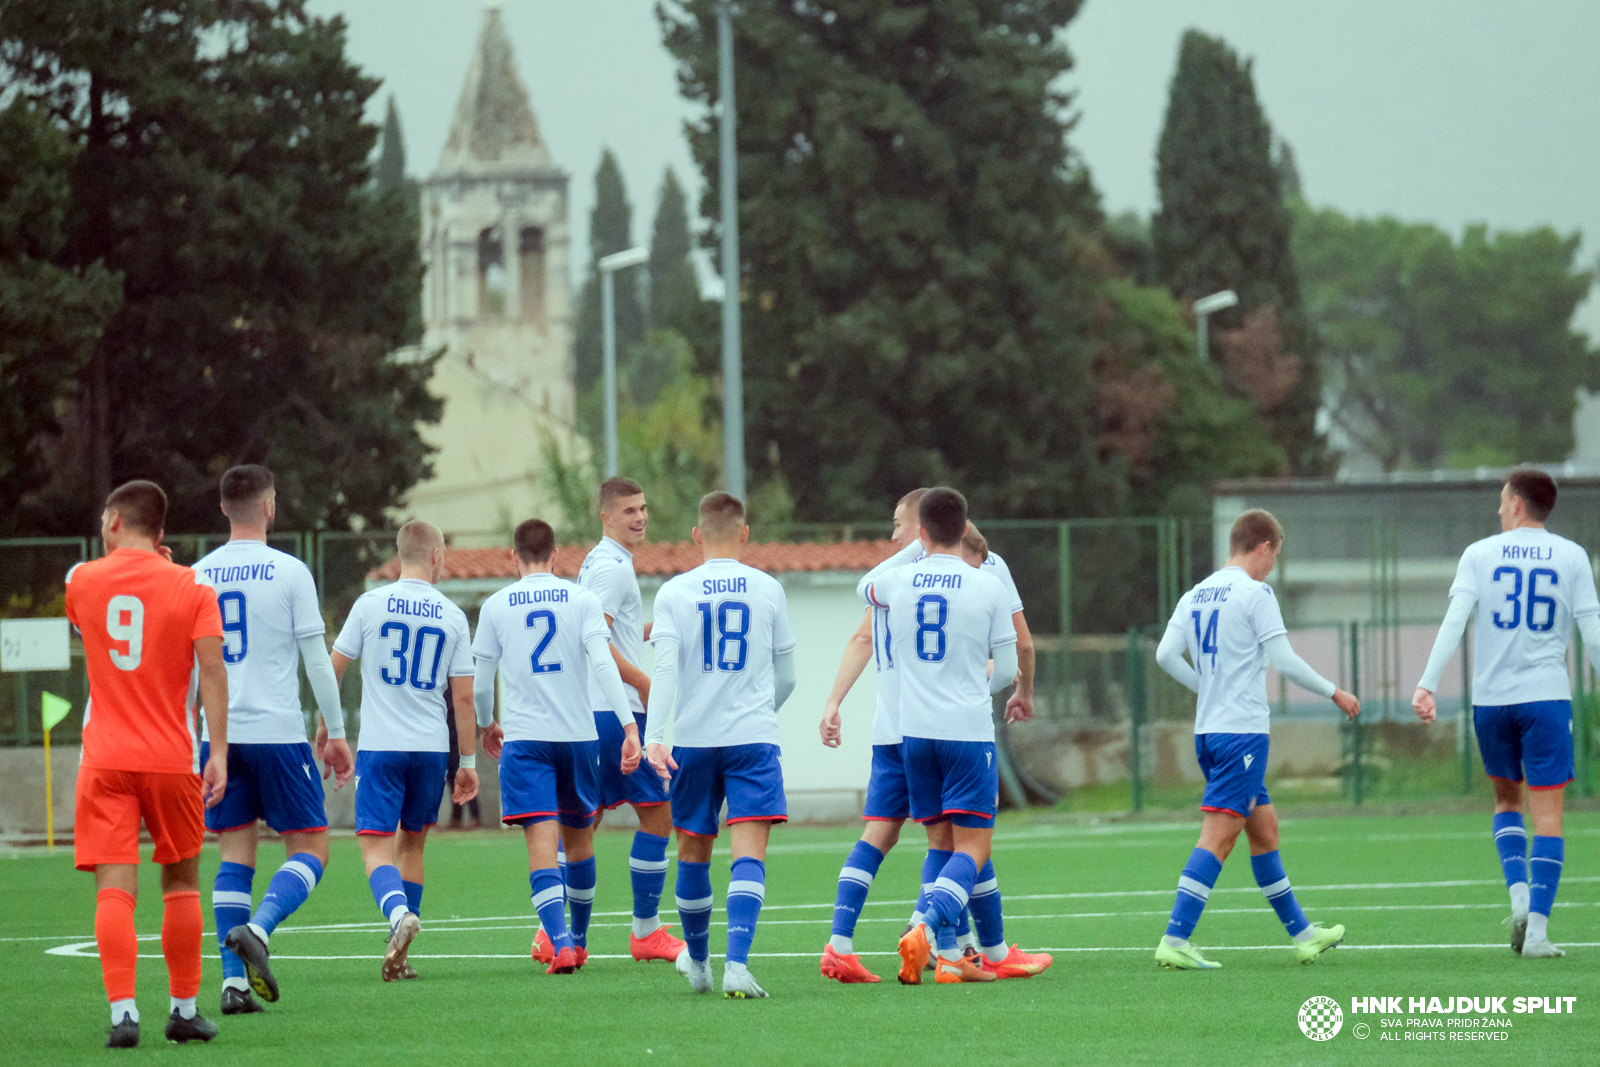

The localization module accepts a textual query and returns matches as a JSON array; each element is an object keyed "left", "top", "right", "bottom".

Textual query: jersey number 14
[{"left": 1191, "top": 609, "right": 1219, "bottom": 668}]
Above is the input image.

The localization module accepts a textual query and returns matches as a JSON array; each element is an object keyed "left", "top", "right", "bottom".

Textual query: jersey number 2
[{"left": 525, "top": 609, "right": 562, "bottom": 674}]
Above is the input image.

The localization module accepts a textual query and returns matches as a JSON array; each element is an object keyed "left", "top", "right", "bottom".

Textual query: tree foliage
[
  {"left": 573, "top": 149, "right": 646, "bottom": 396},
  {"left": 1294, "top": 202, "right": 1600, "bottom": 470},
  {"left": 660, "top": 0, "right": 1115, "bottom": 520},
  {"left": 0, "top": 0, "right": 438, "bottom": 534},
  {"left": 1152, "top": 30, "right": 1326, "bottom": 475}
]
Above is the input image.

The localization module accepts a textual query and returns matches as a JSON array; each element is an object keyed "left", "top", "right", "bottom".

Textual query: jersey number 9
[
  {"left": 106, "top": 595, "right": 145, "bottom": 671},
  {"left": 218, "top": 591, "right": 248, "bottom": 663}
]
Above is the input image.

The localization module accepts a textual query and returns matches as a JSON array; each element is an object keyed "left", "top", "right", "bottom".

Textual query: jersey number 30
[{"left": 379, "top": 622, "right": 447, "bottom": 690}]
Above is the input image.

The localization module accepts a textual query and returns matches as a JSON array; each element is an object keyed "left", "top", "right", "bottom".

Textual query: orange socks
[
  {"left": 161, "top": 890, "right": 203, "bottom": 999},
  {"left": 95, "top": 888, "right": 139, "bottom": 1003}
]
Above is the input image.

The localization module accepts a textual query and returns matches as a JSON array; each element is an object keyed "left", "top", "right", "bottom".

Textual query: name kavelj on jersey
[
  {"left": 912, "top": 572, "right": 962, "bottom": 589},
  {"left": 509, "top": 588, "right": 568, "bottom": 606},
  {"left": 1502, "top": 545, "right": 1555, "bottom": 561},
  {"left": 202, "top": 563, "right": 276, "bottom": 584},
  {"left": 386, "top": 595, "right": 444, "bottom": 619},
  {"left": 702, "top": 577, "right": 747, "bottom": 594}
]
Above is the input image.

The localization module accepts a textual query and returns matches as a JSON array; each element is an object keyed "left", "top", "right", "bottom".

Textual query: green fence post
[
  {"left": 1350, "top": 620, "right": 1362, "bottom": 806},
  {"left": 1126, "top": 626, "right": 1143, "bottom": 812},
  {"left": 1058, "top": 521, "right": 1071, "bottom": 713},
  {"left": 1460, "top": 629, "right": 1473, "bottom": 795}
]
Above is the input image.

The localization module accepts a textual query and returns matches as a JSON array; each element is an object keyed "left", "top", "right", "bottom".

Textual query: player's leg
[
  {"left": 1156, "top": 735, "right": 1245, "bottom": 970},
  {"left": 720, "top": 742, "right": 786, "bottom": 998},
  {"left": 144, "top": 771, "right": 217, "bottom": 1043},
  {"left": 1476, "top": 703, "right": 1533, "bottom": 949},
  {"left": 670, "top": 747, "right": 720, "bottom": 993},
  {"left": 556, "top": 739, "right": 601, "bottom": 965},
  {"left": 823, "top": 742, "right": 907, "bottom": 981},
  {"left": 202, "top": 739, "right": 262, "bottom": 1009},
  {"left": 352, "top": 750, "right": 423, "bottom": 981},
  {"left": 1520, "top": 701, "right": 1573, "bottom": 957},
  {"left": 77, "top": 767, "right": 142, "bottom": 1042},
  {"left": 969, "top": 858, "right": 1054, "bottom": 979},
  {"left": 526, "top": 817, "right": 580, "bottom": 973},
  {"left": 1245, "top": 802, "right": 1344, "bottom": 961},
  {"left": 916, "top": 740, "right": 998, "bottom": 984},
  {"left": 628, "top": 799, "right": 682, "bottom": 959},
  {"left": 896, "top": 737, "right": 948, "bottom": 983},
  {"left": 560, "top": 824, "right": 597, "bottom": 959}
]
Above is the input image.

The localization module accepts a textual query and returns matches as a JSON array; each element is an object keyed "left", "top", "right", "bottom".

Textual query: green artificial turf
[{"left": 3, "top": 811, "right": 1596, "bottom": 1066}]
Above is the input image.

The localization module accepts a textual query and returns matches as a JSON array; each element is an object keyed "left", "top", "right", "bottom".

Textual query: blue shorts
[
  {"left": 863, "top": 743, "right": 911, "bottom": 821},
  {"left": 499, "top": 739, "right": 601, "bottom": 828},
  {"left": 200, "top": 741, "right": 327, "bottom": 835},
  {"left": 1196, "top": 733, "right": 1271, "bottom": 818},
  {"left": 1475, "top": 701, "right": 1574, "bottom": 790},
  {"left": 354, "top": 750, "right": 449, "bottom": 835},
  {"left": 902, "top": 736, "right": 998, "bottom": 829},
  {"left": 595, "top": 712, "right": 669, "bottom": 809},
  {"left": 669, "top": 743, "right": 786, "bottom": 838}
]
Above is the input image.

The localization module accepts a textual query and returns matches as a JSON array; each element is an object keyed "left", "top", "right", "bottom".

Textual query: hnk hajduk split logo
[{"left": 1299, "top": 997, "right": 1344, "bottom": 1041}]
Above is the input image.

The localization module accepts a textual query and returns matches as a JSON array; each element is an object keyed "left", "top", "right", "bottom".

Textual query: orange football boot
[
  {"left": 532, "top": 928, "right": 554, "bottom": 964},
  {"left": 630, "top": 925, "right": 687, "bottom": 962},
  {"left": 547, "top": 946, "right": 579, "bottom": 975},
  {"left": 820, "top": 945, "right": 881, "bottom": 983},
  {"left": 935, "top": 953, "right": 996, "bottom": 983},
  {"left": 574, "top": 946, "right": 589, "bottom": 969},
  {"left": 897, "top": 923, "right": 931, "bottom": 985},
  {"left": 979, "top": 944, "right": 1053, "bottom": 979}
]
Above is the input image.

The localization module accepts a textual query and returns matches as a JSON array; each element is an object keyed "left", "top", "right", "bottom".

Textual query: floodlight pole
[
  {"left": 1193, "top": 289, "right": 1239, "bottom": 363},
  {"left": 718, "top": 0, "right": 745, "bottom": 500},
  {"left": 599, "top": 246, "right": 650, "bottom": 478}
]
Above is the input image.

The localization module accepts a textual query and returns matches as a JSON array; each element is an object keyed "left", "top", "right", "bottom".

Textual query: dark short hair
[
  {"left": 697, "top": 491, "right": 746, "bottom": 538},
  {"left": 220, "top": 464, "right": 275, "bottom": 518},
  {"left": 919, "top": 487, "right": 966, "bottom": 547},
  {"left": 514, "top": 519, "right": 555, "bottom": 564},
  {"left": 1506, "top": 468, "right": 1557, "bottom": 522},
  {"left": 105, "top": 480, "right": 167, "bottom": 536},
  {"left": 897, "top": 488, "right": 928, "bottom": 515},
  {"left": 1229, "top": 509, "right": 1284, "bottom": 555},
  {"left": 599, "top": 476, "right": 644, "bottom": 512}
]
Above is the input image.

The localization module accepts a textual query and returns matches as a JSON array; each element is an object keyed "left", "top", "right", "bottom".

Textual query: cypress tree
[
  {"left": 573, "top": 149, "right": 645, "bottom": 395},
  {"left": 376, "top": 94, "right": 407, "bottom": 194}
]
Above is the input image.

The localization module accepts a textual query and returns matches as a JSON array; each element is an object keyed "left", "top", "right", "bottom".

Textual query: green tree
[
  {"left": 659, "top": 0, "right": 1109, "bottom": 520},
  {"left": 0, "top": 0, "right": 437, "bottom": 534},
  {"left": 0, "top": 99, "right": 123, "bottom": 536},
  {"left": 1152, "top": 30, "right": 1326, "bottom": 475},
  {"left": 376, "top": 94, "right": 408, "bottom": 195},
  {"left": 574, "top": 149, "right": 645, "bottom": 397},
  {"left": 1293, "top": 201, "right": 1599, "bottom": 470}
]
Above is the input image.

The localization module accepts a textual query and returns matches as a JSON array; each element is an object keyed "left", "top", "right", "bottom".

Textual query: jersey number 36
[{"left": 1491, "top": 566, "right": 1558, "bottom": 632}]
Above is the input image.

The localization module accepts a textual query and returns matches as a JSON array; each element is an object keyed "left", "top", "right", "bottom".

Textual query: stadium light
[
  {"left": 1193, "top": 289, "right": 1238, "bottom": 363},
  {"left": 718, "top": 0, "right": 745, "bottom": 500},
  {"left": 599, "top": 246, "right": 650, "bottom": 478}
]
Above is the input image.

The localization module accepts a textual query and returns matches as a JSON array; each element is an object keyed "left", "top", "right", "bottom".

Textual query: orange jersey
[{"left": 65, "top": 548, "right": 224, "bottom": 774}]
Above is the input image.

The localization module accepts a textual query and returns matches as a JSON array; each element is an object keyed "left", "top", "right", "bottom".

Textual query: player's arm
[
  {"left": 195, "top": 635, "right": 229, "bottom": 809},
  {"left": 989, "top": 641, "right": 1018, "bottom": 696},
  {"left": 472, "top": 655, "right": 503, "bottom": 758},
  {"left": 774, "top": 648, "right": 797, "bottom": 710},
  {"left": 855, "top": 539, "right": 922, "bottom": 603},
  {"left": 1003, "top": 610, "right": 1036, "bottom": 722},
  {"left": 1155, "top": 624, "right": 1198, "bottom": 694},
  {"left": 820, "top": 609, "right": 873, "bottom": 747},
  {"left": 608, "top": 640, "right": 652, "bottom": 708},
  {"left": 448, "top": 674, "right": 479, "bottom": 804},
  {"left": 586, "top": 633, "right": 641, "bottom": 774},
  {"left": 1263, "top": 634, "right": 1358, "bottom": 719},
  {"left": 299, "top": 634, "right": 353, "bottom": 788},
  {"left": 644, "top": 633, "right": 681, "bottom": 784},
  {"left": 1411, "top": 592, "right": 1476, "bottom": 723}
]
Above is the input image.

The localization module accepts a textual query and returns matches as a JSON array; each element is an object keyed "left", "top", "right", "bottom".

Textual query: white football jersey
[
  {"left": 334, "top": 579, "right": 473, "bottom": 752},
  {"left": 1449, "top": 527, "right": 1600, "bottom": 706},
  {"left": 861, "top": 540, "right": 922, "bottom": 745},
  {"left": 193, "top": 540, "right": 324, "bottom": 745},
  {"left": 1166, "top": 566, "right": 1287, "bottom": 735},
  {"left": 866, "top": 553, "right": 1016, "bottom": 743},
  {"left": 650, "top": 558, "right": 795, "bottom": 747},
  {"left": 578, "top": 537, "right": 646, "bottom": 718},
  {"left": 473, "top": 574, "right": 616, "bottom": 743},
  {"left": 982, "top": 552, "right": 1025, "bottom": 615}
]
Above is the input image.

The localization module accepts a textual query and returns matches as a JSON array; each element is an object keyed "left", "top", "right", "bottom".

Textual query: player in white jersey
[
  {"left": 645, "top": 492, "right": 797, "bottom": 998},
  {"left": 1153, "top": 509, "right": 1358, "bottom": 970},
  {"left": 190, "top": 466, "right": 351, "bottom": 1013},
  {"left": 1413, "top": 469, "right": 1600, "bottom": 958},
  {"left": 562, "top": 476, "right": 685, "bottom": 966},
  {"left": 329, "top": 520, "right": 478, "bottom": 982},
  {"left": 861, "top": 488, "right": 1022, "bottom": 985},
  {"left": 472, "top": 519, "right": 642, "bottom": 974}
]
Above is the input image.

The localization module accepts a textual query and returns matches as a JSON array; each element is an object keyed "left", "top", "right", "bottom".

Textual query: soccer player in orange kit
[{"left": 66, "top": 480, "right": 230, "bottom": 1048}]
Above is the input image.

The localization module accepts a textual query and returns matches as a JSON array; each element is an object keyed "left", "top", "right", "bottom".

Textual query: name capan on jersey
[
  {"left": 865, "top": 553, "right": 1016, "bottom": 743},
  {"left": 334, "top": 579, "right": 474, "bottom": 752},
  {"left": 1167, "top": 566, "right": 1289, "bottom": 735},
  {"left": 472, "top": 573, "right": 619, "bottom": 743},
  {"left": 193, "top": 540, "right": 325, "bottom": 745},
  {"left": 1450, "top": 527, "right": 1600, "bottom": 706},
  {"left": 650, "top": 559, "right": 796, "bottom": 747},
  {"left": 578, "top": 537, "right": 646, "bottom": 717}
]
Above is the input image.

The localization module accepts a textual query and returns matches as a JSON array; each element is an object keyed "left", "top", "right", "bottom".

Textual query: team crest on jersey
[{"left": 1243, "top": 754, "right": 1254, "bottom": 769}]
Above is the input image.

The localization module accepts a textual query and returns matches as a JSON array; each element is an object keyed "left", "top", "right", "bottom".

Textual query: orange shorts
[{"left": 74, "top": 767, "right": 204, "bottom": 871}]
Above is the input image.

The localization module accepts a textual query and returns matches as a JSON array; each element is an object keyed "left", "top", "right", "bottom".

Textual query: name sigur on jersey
[
  {"left": 509, "top": 588, "right": 568, "bottom": 606},
  {"left": 912, "top": 572, "right": 962, "bottom": 589},
  {"left": 702, "top": 577, "right": 747, "bottom": 594},
  {"left": 1501, "top": 545, "right": 1555, "bottom": 561},
  {"left": 202, "top": 563, "right": 276, "bottom": 584},
  {"left": 1192, "top": 585, "right": 1231, "bottom": 604},
  {"left": 386, "top": 595, "right": 444, "bottom": 619}
]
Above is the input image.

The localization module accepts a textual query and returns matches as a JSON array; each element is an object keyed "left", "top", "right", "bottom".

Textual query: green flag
[{"left": 41, "top": 692, "right": 71, "bottom": 732}]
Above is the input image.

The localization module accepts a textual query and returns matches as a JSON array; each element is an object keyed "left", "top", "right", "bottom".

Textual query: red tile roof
[{"left": 369, "top": 540, "right": 899, "bottom": 583}]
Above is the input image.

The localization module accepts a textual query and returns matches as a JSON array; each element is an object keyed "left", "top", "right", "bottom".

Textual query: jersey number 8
[
  {"left": 1491, "top": 566, "right": 1558, "bottom": 632},
  {"left": 697, "top": 600, "right": 749, "bottom": 672},
  {"left": 915, "top": 594, "right": 948, "bottom": 662}
]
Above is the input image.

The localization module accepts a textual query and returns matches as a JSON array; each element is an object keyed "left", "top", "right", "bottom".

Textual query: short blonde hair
[
  {"left": 960, "top": 521, "right": 988, "bottom": 561},
  {"left": 1229, "top": 509, "right": 1283, "bottom": 555},
  {"left": 697, "top": 491, "right": 745, "bottom": 540},
  {"left": 396, "top": 519, "right": 444, "bottom": 565}
]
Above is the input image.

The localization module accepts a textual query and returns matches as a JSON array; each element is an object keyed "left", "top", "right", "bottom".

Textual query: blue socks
[
  {"left": 912, "top": 848, "right": 952, "bottom": 925},
  {"left": 926, "top": 852, "right": 978, "bottom": 958},
  {"left": 252, "top": 854, "right": 322, "bottom": 937},
  {"left": 829, "top": 841, "right": 883, "bottom": 953},
  {"left": 1493, "top": 812, "right": 1529, "bottom": 890},
  {"left": 675, "top": 861, "right": 713, "bottom": 962},
  {"left": 629, "top": 831, "right": 670, "bottom": 935},
  {"left": 1166, "top": 848, "right": 1222, "bottom": 941},
  {"left": 369, "top": 864, "right": 409, "bottom": 932},
  {"left": 530, "top": 868, "right": 572, "bottom": 954},
  {"left": 1529, "top": 836, "right": 1563, "bottom": 918},
  {"left": 1250, "top": 850, "right": 1310, "bottom": 940},
  {"left": 969, "top": 861, "right": 1007, "bottom": 961},
  {"left": 725, "top": 857, "right": 766, "bottom": 966},
  {"left": 566, "top": 856, "right": 597, "bottom": 948},
  {"left": 402, "top": 879, "right": 423, "bottom": 918},
  {"left": 213, "top": 862, "right": 254, "bottom": 983}
]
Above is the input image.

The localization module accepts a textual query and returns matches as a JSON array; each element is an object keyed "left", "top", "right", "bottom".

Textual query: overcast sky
[{"left": 311, "top": 0, "right": 1600, "bottom": 334}]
